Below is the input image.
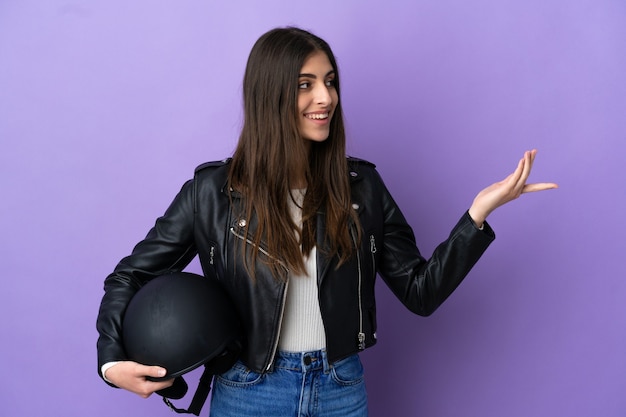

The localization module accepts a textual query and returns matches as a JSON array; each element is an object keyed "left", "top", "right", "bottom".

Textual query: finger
[
  {"left": 131, "top": 363, "right": 167, "bottom": 379},
  {"left": 526, "top": 149, "right": 537, "bottom": 177},
  {"left": 515, "top": 151, "right": 533, "bottom": 191},
  {"left": 522, "top": 182, "right": 559, "bottom": 193},
  {"left": 529, "top": 149, "right": 538, "bottom": 171},
  {"left": 145, "top": 366, "right": 168, "bottom": 379},
  {"left": 136, "top": 368, "right": 172, "bottom": 399},
  {"left": 134, "top": 380, "right": 174, "bottom": 399},
  {"left": 507, "top": 155, "right": 526, "bottom": 187}
]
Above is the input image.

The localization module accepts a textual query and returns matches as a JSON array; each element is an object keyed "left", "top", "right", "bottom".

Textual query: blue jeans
[{"left": 209, "top": 350, "right": 368, "bottom": 416}]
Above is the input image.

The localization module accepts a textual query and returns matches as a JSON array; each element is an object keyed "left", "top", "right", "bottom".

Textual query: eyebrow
[{"left": 298, "top": 70, "right": 336, "bottom": 78}]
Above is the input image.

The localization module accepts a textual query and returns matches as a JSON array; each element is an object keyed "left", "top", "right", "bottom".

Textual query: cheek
[{"left": 297, "top": 94, "right": 309, "bottom": 114}]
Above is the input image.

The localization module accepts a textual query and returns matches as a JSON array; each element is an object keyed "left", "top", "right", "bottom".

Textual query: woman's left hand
[{"left": 468, "top": 149, "right": 558, "bottom": 228}]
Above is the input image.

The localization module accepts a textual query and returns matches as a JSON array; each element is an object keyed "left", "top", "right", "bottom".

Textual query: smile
[{"left": 305, "top": 112, "right": 329, "bottom": 120}]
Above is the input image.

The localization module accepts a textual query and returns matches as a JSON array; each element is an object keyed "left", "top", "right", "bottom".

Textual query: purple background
[{"left": 1, "top": 1, "right": 624, "bottom": 416}]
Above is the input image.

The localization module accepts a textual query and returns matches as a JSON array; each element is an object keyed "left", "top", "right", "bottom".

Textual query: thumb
[
  {"left": 522, "top": 182, "right": 559, "bottom": 193},
  {"left": 142, "top": 365, "right": 168, "bottom": 379}
]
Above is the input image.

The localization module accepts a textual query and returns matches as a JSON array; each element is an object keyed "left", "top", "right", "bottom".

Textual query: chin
[
  {"left": 304, "top": 136, "right": 330, "bottom": 144},
  {"left": 302, "top": 129, "right": 331, "bottom": 143}
]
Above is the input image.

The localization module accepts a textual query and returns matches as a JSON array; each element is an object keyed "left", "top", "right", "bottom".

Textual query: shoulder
[
  {"left": 347, "top": 156, "right": 376, "bottom": 168},
  {"left": 192, "top": 158, "right": 232, "bottom": 193},
  {"left": 194, "top": 158, "right": 232, "bottom": 175},
  {"left": 346, "top": 156, "right": 380, "bottom": 183}
]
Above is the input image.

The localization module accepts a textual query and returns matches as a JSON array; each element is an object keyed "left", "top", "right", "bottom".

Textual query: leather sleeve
[
  {"left": 96, "top": 179, "right": 198, "bottom": 382},
  {"left": 373, "top": 169, "right": 495, "bottom": 316}
]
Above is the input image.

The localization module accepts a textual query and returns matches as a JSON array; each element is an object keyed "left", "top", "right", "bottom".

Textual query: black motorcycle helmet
[{"left": 123, "top": 271, "right": 242, "bottom": 415}]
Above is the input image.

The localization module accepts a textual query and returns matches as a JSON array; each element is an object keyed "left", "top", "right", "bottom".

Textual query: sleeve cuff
[
  {"left": 465, "top": 210, "right": 494, "bottom": 237},
  {"left": 101, "top": 361, "right": 120, "bottom": 384}
]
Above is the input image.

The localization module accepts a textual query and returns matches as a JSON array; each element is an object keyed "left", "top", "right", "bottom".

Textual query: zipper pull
[
  {"left": 357, "top": 332, "right": 366, "bottom": 350},
  {"left": 369, "top": 235, "right": 377, "bottom": 253}
]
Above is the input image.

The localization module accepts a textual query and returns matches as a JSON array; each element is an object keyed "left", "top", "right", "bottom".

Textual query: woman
[{"left": 96, "top": 27, "right": 557, "bottom": 416}]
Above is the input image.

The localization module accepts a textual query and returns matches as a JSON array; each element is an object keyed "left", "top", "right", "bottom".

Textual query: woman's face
[{"left": 297, "top": 51, "right": 338, "bottom": 143}]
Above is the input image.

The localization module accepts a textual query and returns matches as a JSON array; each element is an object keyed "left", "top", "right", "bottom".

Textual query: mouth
[{"left": 304, "top": 112, "right": 330, "bottom": 120}]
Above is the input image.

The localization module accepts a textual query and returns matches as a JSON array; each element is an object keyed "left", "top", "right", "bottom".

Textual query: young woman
[{"left": 96, "top": 27, "right": 557, "bottom": 416}]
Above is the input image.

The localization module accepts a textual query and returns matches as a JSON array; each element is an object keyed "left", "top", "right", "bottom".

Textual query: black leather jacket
[{"left": 96, "top": 157, "right": 494, "bottom": 377}]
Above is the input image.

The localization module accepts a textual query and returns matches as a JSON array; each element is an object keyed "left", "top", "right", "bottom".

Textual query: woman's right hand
[
  {"left": 105, "top": 361, "right": 174, "bottom": 398},
  {"left": 468, "top": 149, "right": 557, "bottom": 227}
]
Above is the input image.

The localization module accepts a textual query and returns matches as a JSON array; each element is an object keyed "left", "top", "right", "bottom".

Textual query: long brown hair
[{"left": 227, "top": 27, "right": 361, "bottom": 278}]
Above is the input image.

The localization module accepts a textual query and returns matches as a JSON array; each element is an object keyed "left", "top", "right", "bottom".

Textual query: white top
[
  {"left": 278, "top": 189, "right": 326, "bottom": 351},
  {"left": 278, "top": 246, "right": 326, "bottom": 351}
]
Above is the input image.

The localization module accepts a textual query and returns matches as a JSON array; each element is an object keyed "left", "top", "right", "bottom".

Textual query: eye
[
  {"left": 298, "top": 81, "right": 310, "bottom": 89},
  {"left": 325, "top": 79, "right": 336, "bottom": 88}
]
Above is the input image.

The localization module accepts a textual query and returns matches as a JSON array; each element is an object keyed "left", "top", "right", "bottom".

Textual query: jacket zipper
[
  {"left": 369, "top": 234, "right": 377, "bottom": 341},
  {"left": 351, "top": 227, "right": 366, "bottom": 350},
  {"left": 209, "top": 245, "right": 215, "bottom": 265},
  {"left": 267, "top": 280, "right": 289, "bottom": 371},
  {"left": 369, "top": 235, "right": 377, "bottom": 274},
  {"left": 229, "top": 227, "right": 289, "bottom": 371}
]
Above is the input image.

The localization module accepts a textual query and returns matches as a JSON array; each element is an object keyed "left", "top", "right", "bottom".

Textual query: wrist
[
  {"left": 468, "top": 207, "right": 487, "bottom": 229},
  {"left": 102, "top": 361, "right": 121, "bottom": 384}
]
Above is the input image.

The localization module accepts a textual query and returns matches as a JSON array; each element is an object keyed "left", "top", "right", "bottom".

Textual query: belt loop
[{"left": 321, "top": 349, "right": 331, "bottom": 374}]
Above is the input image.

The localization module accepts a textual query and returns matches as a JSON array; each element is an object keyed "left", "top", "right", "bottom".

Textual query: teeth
[{"left": 306, "top": 113, "right": 328, "bottom": 120}]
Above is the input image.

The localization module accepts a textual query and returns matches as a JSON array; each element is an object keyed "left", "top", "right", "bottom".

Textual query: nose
[{"left": 314, "top": 82, "right": 332, "bottom": 106}]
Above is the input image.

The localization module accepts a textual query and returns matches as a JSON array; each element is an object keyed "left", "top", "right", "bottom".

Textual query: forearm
[{"left": 381, "top": 211, "right": 495, "bottom": 316}]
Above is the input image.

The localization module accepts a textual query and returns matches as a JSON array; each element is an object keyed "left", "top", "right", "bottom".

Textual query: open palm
[{"left": 468, "top": 150, "right": 558, "bottom": 227}]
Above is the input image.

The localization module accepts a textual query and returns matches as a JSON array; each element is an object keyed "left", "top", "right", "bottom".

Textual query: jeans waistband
[{"left": 274, "top": 349, "right": 330, "bottom": 373}]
